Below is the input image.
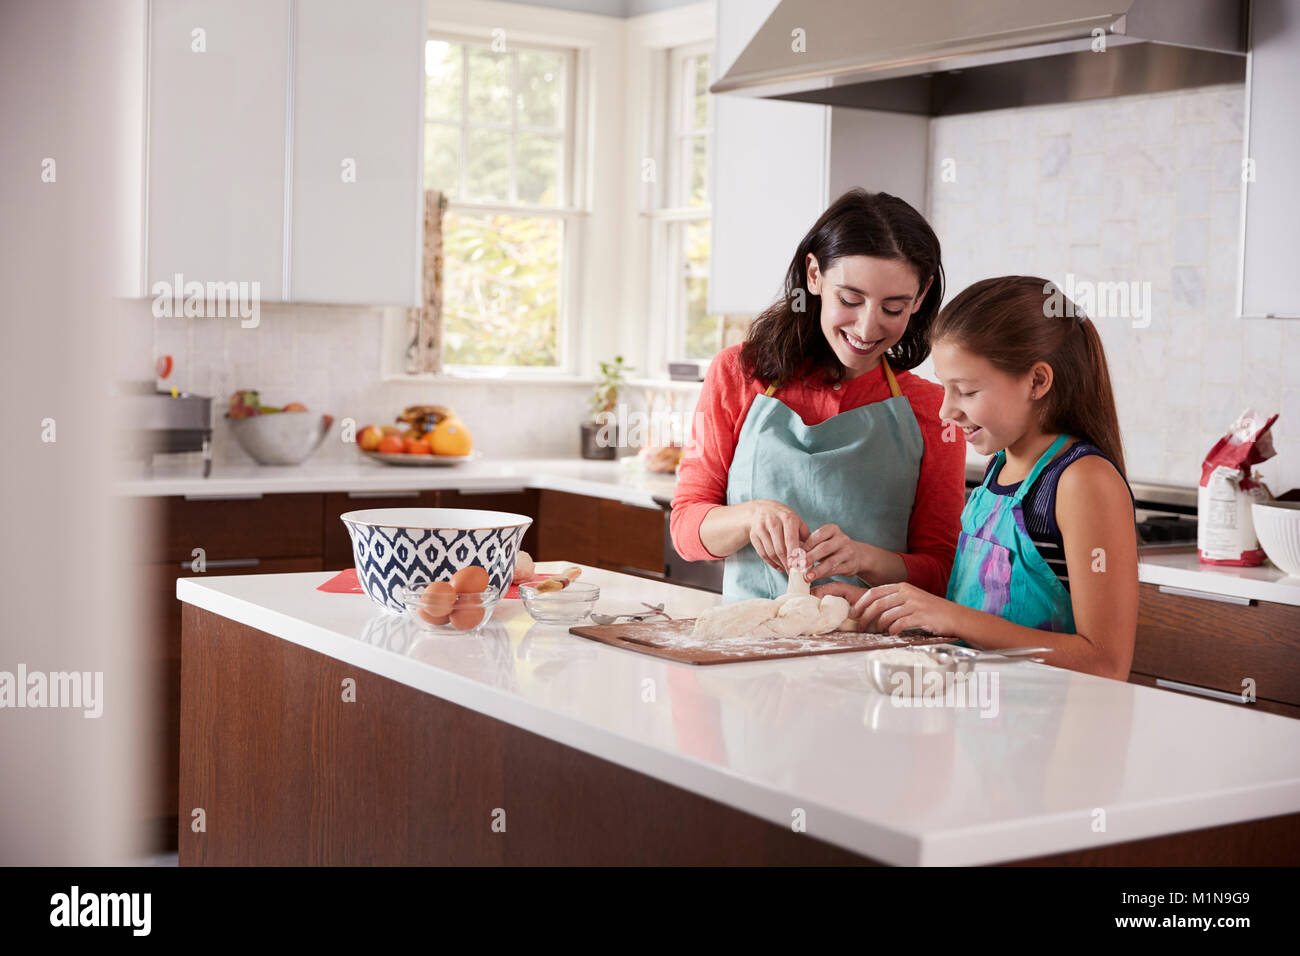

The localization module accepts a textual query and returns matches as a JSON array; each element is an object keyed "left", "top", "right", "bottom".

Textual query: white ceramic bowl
[
  {"left": 228, "top": 411, "right": 331, "bottom": 465},
  {"left": 340, "top": 508, "right": 532, "bottom": 611},
  {"left": 1252, "top": 500, "right": 1300, "bottom": 576}
]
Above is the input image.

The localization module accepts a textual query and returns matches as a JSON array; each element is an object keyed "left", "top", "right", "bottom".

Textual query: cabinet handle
[
  {"left": 347, "top": 490, "right": 420, "bottom": 499},
  {"left": 455, "top": 487, "right": 527, "bottom": 496},
  {"left": 183, "top": 493, "right": 264, "bottom": 501},
  {"left": 1157, "top": 585, "right": 1253, "bottom": 606},
  {"left": 617, "top": 565, "right": 668, "bottom": 581},
  {"left": 1155, "top": 678, "right": 1250, "bottom": 705},
  {"left": 180, "top": 557, "right": 261, "bottom": 570}
]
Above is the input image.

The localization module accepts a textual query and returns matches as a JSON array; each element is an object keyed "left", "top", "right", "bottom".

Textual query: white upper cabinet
[
  {"left": 147, "top": 0, "right": 290, "bottom": 296},
  {"left": 1239, "top": 0, "right": 1300, "bottom": 318},
  {"left": 709, "top": 0, "right": 829, "bottom": 315},
  {"left": 289, "top": 0, "right": 424, "bottom": 306},
  {"left": 144, "top": 0, "right": 425, "bottom": 306}
]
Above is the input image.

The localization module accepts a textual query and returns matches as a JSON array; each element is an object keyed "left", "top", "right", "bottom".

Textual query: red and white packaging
[{"left": 1197, "top": 409, "right": 1279, "bottom": 566}]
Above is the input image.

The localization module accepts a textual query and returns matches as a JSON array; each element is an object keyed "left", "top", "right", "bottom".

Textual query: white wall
[{"left": 923, "top": 85, "right": 1300, "bottom": 493}]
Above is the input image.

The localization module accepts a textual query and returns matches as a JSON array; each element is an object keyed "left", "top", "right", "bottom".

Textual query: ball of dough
[
  {"left": 511, "top": 551, "right": 535, "bottom": 584},
  {"left": 693, "top": 598, "right": 780, "bottom": 640},
  {"left": 758, "top": 596, "right": 822, "bottom": 638},
  {"left": 809, "top": 594, "right": 851, "bottom": 634}
]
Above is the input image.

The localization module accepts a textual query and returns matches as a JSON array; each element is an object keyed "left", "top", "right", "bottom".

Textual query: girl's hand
[
  {"left": 745, "top": 500, "right": 810, "bottom": 572},
  {"left": 801, "top": 523, "right": 863, "bottom": 582},
  {"left": 852, "top": 582, "right": 967, "bottom": 637}
]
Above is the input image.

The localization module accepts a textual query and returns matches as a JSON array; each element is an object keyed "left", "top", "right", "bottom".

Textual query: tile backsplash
[
  {"left": 925, "top": 84, "right": 1300, "bottom": 493},
  {"left": 121, "top": 303, "right": 598, "bottom": 464}
]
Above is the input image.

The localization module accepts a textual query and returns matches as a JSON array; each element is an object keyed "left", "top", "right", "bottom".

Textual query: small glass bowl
[
  {"left": 400, "top": 582, "right": 500, "bottom": 634},
  {"left": 518, "top": 581, "right": 600, "bottom": 624}
]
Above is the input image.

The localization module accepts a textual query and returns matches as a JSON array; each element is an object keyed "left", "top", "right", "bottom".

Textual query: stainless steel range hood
[{"left": 711, "top": 0, "right": 1247, "bottom": 115}]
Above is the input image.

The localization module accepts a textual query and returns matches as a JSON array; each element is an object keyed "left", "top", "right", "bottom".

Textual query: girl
[
  {"left": 671, "top": 190, "right": 967, "bottom": 602},
  {"left": 816, "top": 276, "right": 1138, "bottom": 680}
]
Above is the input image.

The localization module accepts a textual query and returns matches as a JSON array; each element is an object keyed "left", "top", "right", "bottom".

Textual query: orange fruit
[
  {"left": 429, "top": 418, "right": 473, "bottom": 457},
  {"left": 358, "top": 425, "right": 384, "bottom": 451},
  {"left": 404, "top": 437, "right": 432, "bottom": 454},
  {"left": 377, "top": 435, "right": 404, "bottom": 454}
]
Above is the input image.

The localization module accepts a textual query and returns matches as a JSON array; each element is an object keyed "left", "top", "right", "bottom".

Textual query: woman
[{"left": 671, "top": 189, "right": 967, "bottom": 600}]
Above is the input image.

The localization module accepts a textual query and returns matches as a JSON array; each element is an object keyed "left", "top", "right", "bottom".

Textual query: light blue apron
[
  {"left": 723, "top": 358, "right": 925, "bottom": 600},
  {"left": 946, "top": 433, "right": 1076, "bottom": 633}
]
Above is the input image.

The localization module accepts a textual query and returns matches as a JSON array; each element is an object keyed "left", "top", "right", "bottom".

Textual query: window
[
  {"left": 423, "top": 37, "right": 580, "bottom": 371},
  {"left": 648, "top": 43, "right": 723, "bottom": 366}
]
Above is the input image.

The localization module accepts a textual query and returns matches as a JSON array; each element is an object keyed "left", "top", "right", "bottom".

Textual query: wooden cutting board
[{"left": 567, "top": 618, "right": 953, "bottom": 665}]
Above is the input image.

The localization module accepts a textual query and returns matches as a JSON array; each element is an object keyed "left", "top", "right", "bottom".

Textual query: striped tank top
[{"left": 981, "top": 440, "right": 1133, "bottom": 593}]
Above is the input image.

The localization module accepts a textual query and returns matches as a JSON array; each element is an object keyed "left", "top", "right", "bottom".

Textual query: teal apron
[
  {"left": 946, "top": 433, "right": 1076, "bottom": 634},
  {"left": 723, "top": 358, "right": 925, "bottom": 600}
]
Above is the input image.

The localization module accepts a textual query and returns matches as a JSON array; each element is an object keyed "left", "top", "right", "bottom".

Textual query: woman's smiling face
[{"left": 808, "top": 254, "right": 930, "bottom": 379}]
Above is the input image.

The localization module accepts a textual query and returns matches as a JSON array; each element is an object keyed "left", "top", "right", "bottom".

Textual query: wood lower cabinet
[
  {"left": 1131, "top": 582, "right": 1300, "bottom": 718},
  {"left": 322, "top": 489, "right": 440, "bottom": 569},
  {"left": 533, "top": 491, "right": 664, "bottom": 575},
  {"left": 143, "top": 483, "right": 659, "bottom": 852}
]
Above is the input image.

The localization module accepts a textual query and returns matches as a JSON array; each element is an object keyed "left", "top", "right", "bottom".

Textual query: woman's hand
[
  {"left": 851, "top": 582, "right": 968, "bottom": 637},
  {"left": 801, "top": 523, "right": 864, "bottom": 581},
  {"left": 745, "top": 499, "right": 810, "bottom": 572}
]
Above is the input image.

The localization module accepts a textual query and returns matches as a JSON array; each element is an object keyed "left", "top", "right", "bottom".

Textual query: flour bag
[{"left": 1198, "top": 409, "right": 1279, "bottom": 566}]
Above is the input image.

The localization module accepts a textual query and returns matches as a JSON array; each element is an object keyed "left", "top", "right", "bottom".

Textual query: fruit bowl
[
  {"left": 360, "top": 449, "right": 480, "bottom": 467},
  {"left": 228, "top": 411, "right": 332, "bottom": 465},
  {"left": 340, "top": 507, "right": 532, "bottom": 611}
]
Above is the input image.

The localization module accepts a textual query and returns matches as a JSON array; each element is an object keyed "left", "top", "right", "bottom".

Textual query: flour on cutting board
[{"left": 618, "top": 619, "right": 922, "bottom": 657}]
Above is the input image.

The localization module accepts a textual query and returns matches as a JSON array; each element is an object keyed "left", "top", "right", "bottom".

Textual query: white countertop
[
  {"left": 113, "top": 456, "right": 678, "bottom": 509},
  {"left": 176, "top": 563, "right": 1300, "bottom": 866},
  {"left": 122, "top": 457, "right": 1300, "bottom": 607}
]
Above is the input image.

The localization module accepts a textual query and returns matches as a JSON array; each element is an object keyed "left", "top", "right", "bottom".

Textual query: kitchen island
[{"left": 176, "top": 564, "right": 1300, "bottom": 866}]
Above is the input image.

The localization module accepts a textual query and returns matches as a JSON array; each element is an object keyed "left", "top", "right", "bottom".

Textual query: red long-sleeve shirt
[{"left": 670, "top": 344, "right": 966, "bottom": 596}]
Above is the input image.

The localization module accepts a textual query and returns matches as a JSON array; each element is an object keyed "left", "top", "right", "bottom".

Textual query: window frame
[
  {"left": 413, "top": 29, "right": 590, "bottom": 379},
  {"left": 644, "top": 38, "right": 716, "bottom": 375}
]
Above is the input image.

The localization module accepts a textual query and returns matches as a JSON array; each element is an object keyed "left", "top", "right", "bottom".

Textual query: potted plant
[{"left": 581, "top": 355, "right": 632, "bottom": 460}]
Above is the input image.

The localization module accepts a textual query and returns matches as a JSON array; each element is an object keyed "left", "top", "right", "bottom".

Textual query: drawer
[
  {"left": 1133, "top": 582, "right": 1300, "bottom": 708},
  {"left": 535, "top": 490, "right": 599, "bottom": 565},
  {"left": 149, "top": 493, "right": 324, "bottom": 563},
  {"left": 598, "top": 499, "right": 665, "bottom": 574},
  {"left": 323, "top": 489, "right": 440, "bottom": 569}
]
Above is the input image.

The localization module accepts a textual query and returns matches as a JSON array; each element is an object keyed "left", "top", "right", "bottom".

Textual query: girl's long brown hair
[
  {"left": 929, "top": 276, "right": 1127, "bottom": 477},
  {"left": 741, "top": 189, "right": 944, "bottom": 388}
]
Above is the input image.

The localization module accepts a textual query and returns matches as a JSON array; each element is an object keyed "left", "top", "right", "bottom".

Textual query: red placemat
[
  {"left": 317, "top": 568, "right": 364, "bottom": 593},
  {"left": 317, "top": 567, "right": 555, "bottom": 598},
  {"left": 505, "top": 573, "right": 555, "bottom": 599}
]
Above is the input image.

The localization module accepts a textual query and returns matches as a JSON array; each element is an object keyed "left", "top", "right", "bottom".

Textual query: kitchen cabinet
[
  {"left": 289, "top": 0, "right": 424, "bottom": 305},
  {"left": 531, "top": 491, "right": 665, "bottom": 575},
  {"left": 1239, "top": 0, "right": 1300, "bottom": 318},
  {"left": 1130, "top": 582, "right": 1300, "bottom": 719},
  {"left": 142, "top": 0, "right": 424, "bottom": 306},
  {"left": 709, "top": 0, "right": 930, "bottom": 316},
  {"left": 135, "top": 491, "right": 327, "bottom": 849},
  {"left": 146, "top": 0, "right": 290, "bottom": 296}
]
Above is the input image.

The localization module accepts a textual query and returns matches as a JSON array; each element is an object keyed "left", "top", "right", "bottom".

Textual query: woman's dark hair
[
  {"left": 741, "top": 189, "right": 944, "bottom": 387},
  {"left": 929, "top": 276, "right": 1127, "bottom": 477}
]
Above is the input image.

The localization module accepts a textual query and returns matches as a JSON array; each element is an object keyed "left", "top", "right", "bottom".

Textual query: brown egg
[
  {"left": 449, "top": 606, "right": 485, "bottom": 630},
  {"left": 417, "top": 581, "right": 455, "bottom": 624},
  {"left": 451, "top": 565, "right": 489, "bottom": 594}
]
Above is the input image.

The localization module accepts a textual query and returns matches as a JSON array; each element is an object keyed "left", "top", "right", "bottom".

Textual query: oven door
[{"left": 660, "top": 504, "right": 723, "bottom": 593}]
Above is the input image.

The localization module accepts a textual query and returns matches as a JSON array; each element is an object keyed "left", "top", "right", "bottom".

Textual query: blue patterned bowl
[{"left": 340, "top": 508, "right": 532, "bottom": 612}]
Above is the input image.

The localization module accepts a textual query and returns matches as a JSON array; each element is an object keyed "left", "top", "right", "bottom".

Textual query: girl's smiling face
[
  {"left": 931, "top": 338, "right": 1050, "bottom": 455},
  {"left": 808, "top": 255, "right": 931, "bottom": 379}
]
